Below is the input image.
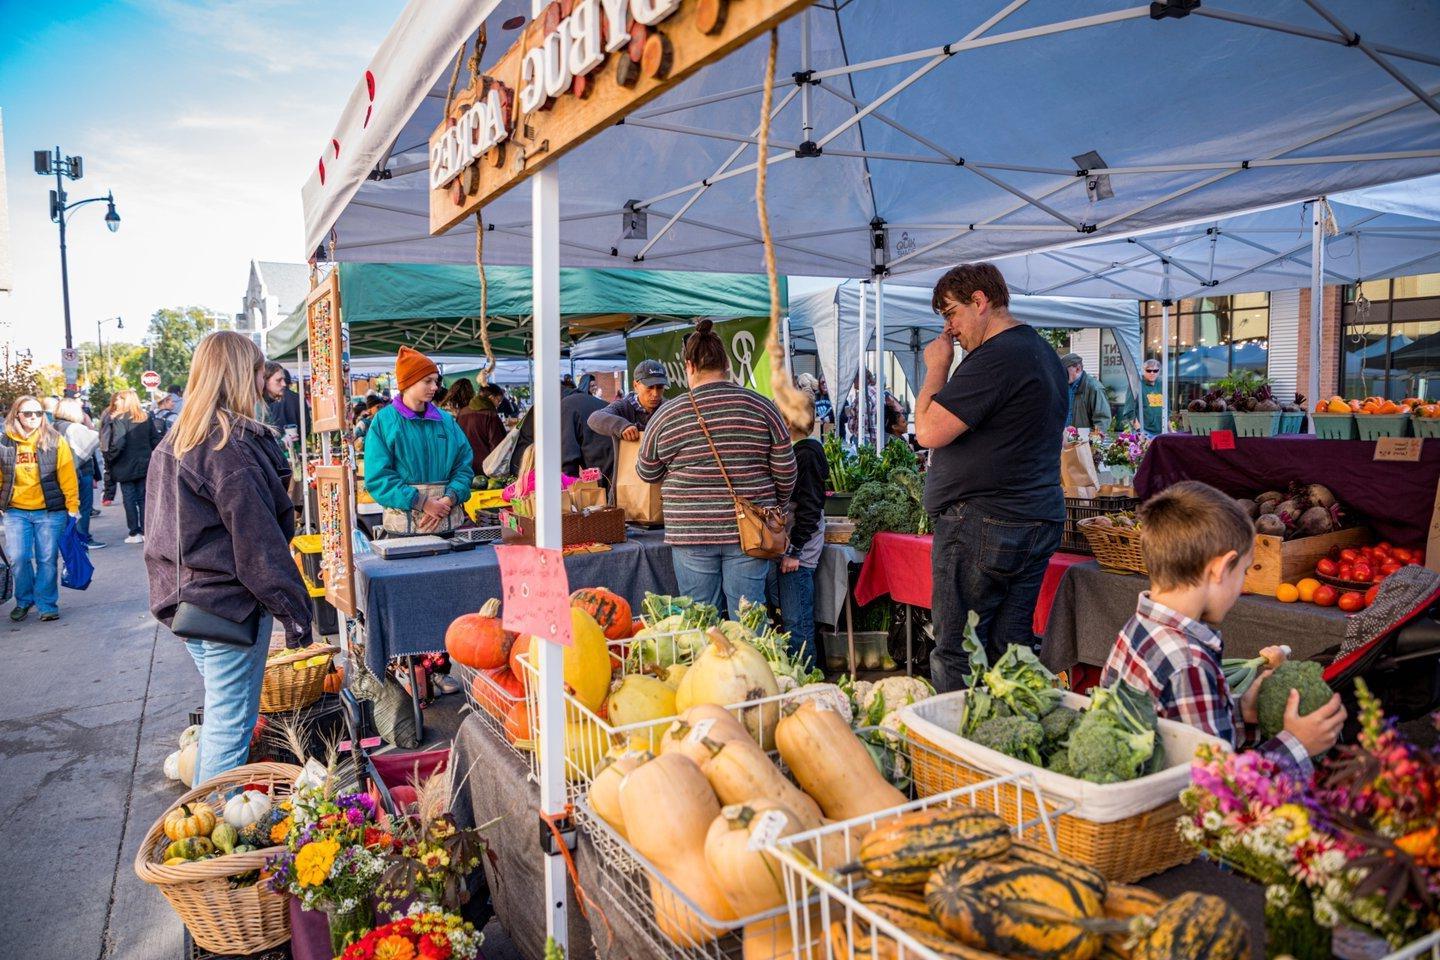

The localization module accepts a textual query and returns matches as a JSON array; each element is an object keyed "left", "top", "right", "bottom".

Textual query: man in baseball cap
[{"left": 589, "top": 359, "right": 670, "bottom": 442}]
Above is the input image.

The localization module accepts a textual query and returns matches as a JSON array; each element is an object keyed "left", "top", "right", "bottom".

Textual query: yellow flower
[
  {"left": 293, "top": 839, "right": 339, "bottom": 887},
  {"left": 270, "top": 816, "right": 293, "bottom": 845},
  {"left": 1274, "top": 804, "right": 1311, "bottom": 844},
  {"left": 374, "top": 934, "right": 417, "bottom": 960}
]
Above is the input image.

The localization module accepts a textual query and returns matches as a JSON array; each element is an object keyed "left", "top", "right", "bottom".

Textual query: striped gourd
[
  {"left": 858, "top": 887, "right": 952, "bottom": 940},
  {"left": 925, "top": 858, "right": 1105, "bottom": 960},
  {"left": 1103, "top": 884, "right": 1164, "bottom": 920},
  {"left": 853, "top": 806, "right": 1012, "bottom": 887},
  {"left": 1130, "top": 892, "right": 1250, "bottom": 960},
  {"left": 1006, "top": 841, "right": 1108, "bottom": 904}
]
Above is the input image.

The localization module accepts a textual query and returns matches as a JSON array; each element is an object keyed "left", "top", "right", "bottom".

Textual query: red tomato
[
  {"left": 1339, "top": 564, "right": 1355, "bottom": 581},
  {"left": 1313, "top": 585, "right": 1338, "bottom": 607},
  {"left": 1377, "top": 541, "right": 1394, "bottom": 553},
  {"left": 1338, "top": 591, "right": 1366, "bottom": 613},
  {"left": 1380, "top": 561, "right": 1402, "bottom": 576},
  {"left": 1352, "top": 562, "right": 1374, "bottom": 583},
  {"left": 1340, "top": 548, "right": 1361, "bottom": 563},
  {"left": 1364, "top": 585, "right": 1380, "bottom": 607},
  {"left": 1316, "top": 558, "right": 1339, "bottom": 577},
  {"left": 1393, "top": 548, "right": 1414, "bottom": 564}
]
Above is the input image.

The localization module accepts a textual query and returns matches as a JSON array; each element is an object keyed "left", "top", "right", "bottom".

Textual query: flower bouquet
[
  {"left": 1180, "top": 680, "right": 1439, "bottom": 957},
  {"left": 265, "top": 788, "right": 398, "bottom": 953},
  {"left": 338, "top": 903, "right": 482, "bottom": 960},
  {"left": 375, "top": 810, "right": 488, "bottom": 918}
]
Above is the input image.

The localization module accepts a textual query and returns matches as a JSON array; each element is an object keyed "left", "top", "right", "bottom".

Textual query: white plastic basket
[
  {"left": 770, "top": 769, "right": 1069, "bottom": 960},
  {"left": 1383, "top": 930, "right": 1440, "bottom": 960}
]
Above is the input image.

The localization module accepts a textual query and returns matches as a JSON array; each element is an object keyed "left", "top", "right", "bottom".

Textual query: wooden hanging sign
[
  {"left": 314, "top": 464, "right": 357, "bottom": 616},
  {"left": 305, "top": 269, "right": 345, "bottom": 433},
  {"left": 428, "top": 0, "right": 813, "bottom": 234}
]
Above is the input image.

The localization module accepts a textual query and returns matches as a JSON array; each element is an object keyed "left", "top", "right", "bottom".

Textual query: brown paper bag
[
  {"left": 1061, "top": 440, "right": 1101, "bottom": 499},
  {"left": 614, "top": 438, "right": 664, "bottom": 525},
  {"left": 563, "top": 480, "right": 607, "bottom": 512}
]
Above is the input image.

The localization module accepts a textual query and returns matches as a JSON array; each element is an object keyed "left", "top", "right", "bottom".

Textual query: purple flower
[{"left": 346, "top": 808, "right": 366, "bottom": 826}]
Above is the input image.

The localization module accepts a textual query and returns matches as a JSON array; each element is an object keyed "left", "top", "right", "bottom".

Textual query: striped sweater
[{"left": 637, "top": 381, "right": 797, "bottom": 546}]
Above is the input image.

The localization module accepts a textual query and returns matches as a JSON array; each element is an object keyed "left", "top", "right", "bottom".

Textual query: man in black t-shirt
[{"left": 914, "top": 263, "right": 1069, "bottom": 692}]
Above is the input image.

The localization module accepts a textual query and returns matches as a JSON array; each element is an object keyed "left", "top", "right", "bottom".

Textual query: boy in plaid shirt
[{"left": 1100, "top": 481, "right": 1345, "bottom": 777}]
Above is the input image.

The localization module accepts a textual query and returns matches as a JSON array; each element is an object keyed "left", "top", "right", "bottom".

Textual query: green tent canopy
[{"left": 267, "top": 263, "right": 782, "bottom": 360}]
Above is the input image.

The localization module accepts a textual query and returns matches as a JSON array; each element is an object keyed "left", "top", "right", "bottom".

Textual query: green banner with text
[{"left": 625, "top": 316, "right": 774, "bottom": 399}]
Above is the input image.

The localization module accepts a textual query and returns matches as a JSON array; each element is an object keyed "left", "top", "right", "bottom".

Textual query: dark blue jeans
[
  {"left": 76, "top": 465, "right": 95, "bottom": 541},
  {"left": 929, "top": 502, "right": 1062, "bottom": 693},
  {"left": 120, "top": 480, "right": 146, "bottom": 536},
  {"left": 767, "top": 564, "right": 818, "bottom": 671}
]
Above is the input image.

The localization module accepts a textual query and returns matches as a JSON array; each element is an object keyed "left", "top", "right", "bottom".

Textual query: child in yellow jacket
[{"left": 1, "top": 396, "right": 80, "bottom": 621}]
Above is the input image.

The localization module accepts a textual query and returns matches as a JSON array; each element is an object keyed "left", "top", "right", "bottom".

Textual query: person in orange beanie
[{"left": 363, "top": 346, "right": 474, "bottom": 537}]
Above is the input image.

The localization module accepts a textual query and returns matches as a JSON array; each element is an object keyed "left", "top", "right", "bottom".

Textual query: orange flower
[
  {"left": 373, "top": 934, "right": 417, "bottom": 960},
  {"left": 1396, "top": 826, "right": 1440, "bottom": 867}
]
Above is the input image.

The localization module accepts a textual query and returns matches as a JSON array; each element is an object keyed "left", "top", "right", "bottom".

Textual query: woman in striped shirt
[{"left": 638, "top": 320, "right": 797, "bottom": 617}]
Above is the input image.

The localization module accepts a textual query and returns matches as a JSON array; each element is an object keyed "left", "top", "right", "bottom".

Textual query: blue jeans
[
  {"left": 768, "top": 564, "right": 817, "bottom": 670},
  {"left": 76, "top": 466, "right": 95, "bottom": 541},
  {"left": 184, "top": 613, "right": 273, "bottom": 785},
  {"left": 929, "top": 502, "right": 1062, "bottom": 693},
  {"left": 671, "top": 543, "right": 772, "bottom": 619},
  {"left": 4, "top": 509, "right": 68, "bottom": 614}
]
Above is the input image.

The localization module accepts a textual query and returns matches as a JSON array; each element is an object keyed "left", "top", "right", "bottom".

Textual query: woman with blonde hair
[
  {"left": 1, "top": 395, "right": 80, "bottom": 621},
  {"left": 144, "top": 331, "right": 311, "bottom": 784},
  {"left": 103, "top": 389, "right": 162, "bottom": 543}
]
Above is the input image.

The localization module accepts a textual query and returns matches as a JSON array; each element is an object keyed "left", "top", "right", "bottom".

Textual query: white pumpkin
[
  {"left": 177, "top": 742, "right": 199, "bottom": 788},
  {"left": 179, "top": 724, "right": 202, "bottom": 748},
  {"left": 163, "top": 749, "right": 183, "bottom": 782},
  {"left": 223, "top": 789, "right": 272, "bottom": 829}
]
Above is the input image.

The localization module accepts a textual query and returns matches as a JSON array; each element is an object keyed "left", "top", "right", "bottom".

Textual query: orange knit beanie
[{"left": 395, "top": 346, "right": 439, "bottom": 391}]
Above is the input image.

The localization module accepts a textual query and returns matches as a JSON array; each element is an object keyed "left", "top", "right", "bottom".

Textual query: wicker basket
[
  {"left": 904, "top": 731, "right": 1189, "bottom": 883},
  {"left": 1062, "top": 494, "right": 1139, "bottom": 555},
  {"left": 500, "top": 506, "right": 627, "bottom": 546},
  {"left": 133, "top": 762, "right": 301, "bottom": 955},
  {"left": 260, "top": 644, "right": 339, "bottom": 714},
  {"left": 1076, "top": 517, "right": 1148, "bottom": 575}
]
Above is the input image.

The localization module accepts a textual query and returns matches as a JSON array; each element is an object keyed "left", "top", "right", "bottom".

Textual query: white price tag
[
  {"left": 747, "top": 810, "right": 788, "bottom": 851},
  {"left": 686, "top": 718, "right": 717, "bottom": 743}
]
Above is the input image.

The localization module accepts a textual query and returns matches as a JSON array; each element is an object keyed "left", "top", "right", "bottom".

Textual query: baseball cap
[
  {"left": 1059, "top": 353, "right": 1083, "bottom": 368},
  {"left": 634, "top": 359, "right": 669, "bottom": 387}
]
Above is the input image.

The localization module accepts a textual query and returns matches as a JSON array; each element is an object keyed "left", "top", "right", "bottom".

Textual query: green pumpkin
[
  {"left": 164, "top": 836, "right": 215, "bottom": 861},
  {"left": 211, "top": 822, "right": 239, "bottom": 855}
]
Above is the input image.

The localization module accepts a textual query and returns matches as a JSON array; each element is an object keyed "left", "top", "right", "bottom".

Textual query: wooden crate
[{"left": 1242, "top": 526, "right": 1370, "bottom": 595}]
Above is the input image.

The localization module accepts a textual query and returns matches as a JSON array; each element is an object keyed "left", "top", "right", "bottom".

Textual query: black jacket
[
  {"left": 268, "top": 389, "right": 301, "bottom": 431},
  {"left": 106, "top": 414, "right": 163, "bottom": 483},
  {"left": 789, "top": 437, "right": 826, "bottom": 557},
  {"left": 144, "top": 418, "right": 311, "bottom": 643},
  {"left": 561, "top": 389, "right": 611, "bottom": 482}
]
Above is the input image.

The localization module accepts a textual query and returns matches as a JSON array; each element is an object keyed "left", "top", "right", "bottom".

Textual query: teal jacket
[{"left": 363, "top": 400, "right": 474, "bottom": 511}]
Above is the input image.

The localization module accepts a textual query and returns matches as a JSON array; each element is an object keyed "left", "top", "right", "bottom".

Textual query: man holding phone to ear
[{"left": 913, "top": 263, "right": 1070, "bottom": 692}]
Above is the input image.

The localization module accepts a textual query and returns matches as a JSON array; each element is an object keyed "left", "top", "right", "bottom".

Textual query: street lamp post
[
  {"left": 98, "top": 315, "right": 123, "bottom": 385},
  {"left": 34, "top": 146, "right": 121, "bottom": 386}
]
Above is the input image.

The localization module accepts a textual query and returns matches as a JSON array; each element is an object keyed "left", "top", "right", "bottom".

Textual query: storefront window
[
  {"left": 1340, "top": 273, "right": 1440, "bottom": 400},
  {"left": 1098, "top": 328, "right": 1134, "bottom": 425},
  {"left": 1141, "top": 294, "right": 1271, "bottom": 407}
]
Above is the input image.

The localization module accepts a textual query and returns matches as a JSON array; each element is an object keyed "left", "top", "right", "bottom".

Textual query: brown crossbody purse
[{"left": 689, "top": 393, "right": 789, "bottom": 560}]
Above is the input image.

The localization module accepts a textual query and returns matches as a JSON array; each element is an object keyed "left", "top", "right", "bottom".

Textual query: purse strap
[
  {"left": 688, "top": 392, "right": 740, "bottom": 503},
  {"left": 174, "top": 446, "right": 185, "bottom": 608}
]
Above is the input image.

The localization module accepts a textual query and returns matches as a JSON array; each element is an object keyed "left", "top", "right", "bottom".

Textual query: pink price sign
[{"left": 494, "top": 544, "right": 573, "bottom": 647}]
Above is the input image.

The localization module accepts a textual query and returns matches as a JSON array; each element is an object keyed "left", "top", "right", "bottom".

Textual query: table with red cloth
[
  {"left": 1137, "top": 433, "right": 1440, "bottom": 546},
  {"left": 852, "top": 531, "right": 1090, "bottom": 635}
]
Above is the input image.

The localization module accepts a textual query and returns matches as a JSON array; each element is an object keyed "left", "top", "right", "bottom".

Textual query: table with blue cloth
[{"left": 356, "top": 526, "right": 680, "bottom": 680}]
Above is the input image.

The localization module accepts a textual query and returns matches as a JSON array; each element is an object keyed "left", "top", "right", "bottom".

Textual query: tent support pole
[
  {"left": 875, "top": 277, "right": 886, "bottom": 450},
  {"left": 1161, "top": 259, "right": 1172, "bottom": 436},
  {"left": 1308, "top": 200, "right": 1325, "bottom": 427},
  {"left": 533, "top": 157, "right": 569, "bottom": 950},
  {"left": 857, "top": 280, "right": 867, "bottom": 447},
  {"left": 297, "top": 344, "right": 313, "bottom": 534}
]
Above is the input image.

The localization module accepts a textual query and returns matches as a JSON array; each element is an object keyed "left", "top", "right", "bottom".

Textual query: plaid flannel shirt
[{"left": 1100, "top": 592, "right": 1312, "bottom": 778}]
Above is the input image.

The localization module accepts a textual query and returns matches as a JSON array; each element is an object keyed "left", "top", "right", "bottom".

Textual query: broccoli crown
[
  {"left": 1039, "top": 705, "right": 1082, "bottom": 744},
  {"left": 1066, "top": 717, "right": 1134, "bottom": 784},
  {"left": 1255, "top": 660, "right": 1334, "bottom": 742},
  {"left": 969, "top": 715, "right": 1045, "bottom": 766},
  {"left": 1046, "top": 746, "right": 1073, "bottom": 777}
]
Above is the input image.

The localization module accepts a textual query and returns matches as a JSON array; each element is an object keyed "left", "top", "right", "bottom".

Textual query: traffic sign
[
  {"left": 141, "top": 370, "right": 161, "bottom": 390},
  {"left": 61, "top": 348, "right": 79, "bottom": 386}
]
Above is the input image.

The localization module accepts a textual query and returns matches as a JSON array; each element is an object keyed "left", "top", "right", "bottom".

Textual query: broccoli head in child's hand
[{"left": 1256, "top": 659, "right": 1334, "bottom": 741}]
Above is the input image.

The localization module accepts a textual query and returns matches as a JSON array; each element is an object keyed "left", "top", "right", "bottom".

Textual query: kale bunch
[{"left": 847, "top": 467, "right": 925, "bottom": 552}]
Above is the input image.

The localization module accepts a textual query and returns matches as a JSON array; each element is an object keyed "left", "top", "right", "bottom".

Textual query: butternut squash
[
  {"left": 589, "top": 751, "right": 650, "bottom": 839},
  {"left": 742, "top": 905, "right": 823, "bottom": 960},
  {"left": 700, "top": 737, "right": 824, "bottom": 827},
  {"left": 660, "top": 703, "right": 751, "bottom": 767},
  {"left": 703, "top": 802, "right": 801, "bottom": 916},
  {"left": 775, "top": 700, "right": 906, "bottom": 821},
  {"left": 619, "top": 752, "right": 735, "bottom": 943}
]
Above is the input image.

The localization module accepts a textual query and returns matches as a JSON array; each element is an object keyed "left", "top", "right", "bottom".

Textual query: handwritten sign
[
  {"left": 1209, "top": 430, "right": 1236, "bottom": 451},
  {"left": 495, "top": 544, "right": 573, "bottom": 647},
  {"left": 1374, "top": 437, "right": 1423, "bottom": 462}
]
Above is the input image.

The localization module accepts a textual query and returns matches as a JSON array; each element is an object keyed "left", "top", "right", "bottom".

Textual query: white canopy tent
[{"left": 302, "top": 1, "right": 1440, "bottom": 949}]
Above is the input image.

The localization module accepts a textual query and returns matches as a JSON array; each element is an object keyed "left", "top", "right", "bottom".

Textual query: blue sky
[{"left": 0, "top": 0, "right": 405, "bottom": 366}]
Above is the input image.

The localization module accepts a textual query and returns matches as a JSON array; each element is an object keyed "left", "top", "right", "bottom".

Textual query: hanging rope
[
  {"left": 755, "top": 28, "right": 812, "bottom": 436},
  {"left": 442, "top": 41, "right": 466, "bottom": 119},
  {"left": 476, "top": 211, "right": 495, "bottom": 385}
]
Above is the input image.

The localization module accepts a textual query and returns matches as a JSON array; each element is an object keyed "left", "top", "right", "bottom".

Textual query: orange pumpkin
[
  {"left": 630, "top": 618, "right": 645, "bottom": 637},
  {"left": 504, "top": 700, "right": 533, "bottom": 746},
  {"left": 471, "top": 666, "right": 525, "bottom": 720},
  {"left": 322, "top": 664, "right": 345, "bottom": 695},
  {"left": 570, "top": 587, "right": 632, "bottom": 640},
  {"left": 509, "top": 634, "right": 531, "bottom": 681},
  {"left": 446, "top": 598, "right": 513, "bottom": 670}
]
